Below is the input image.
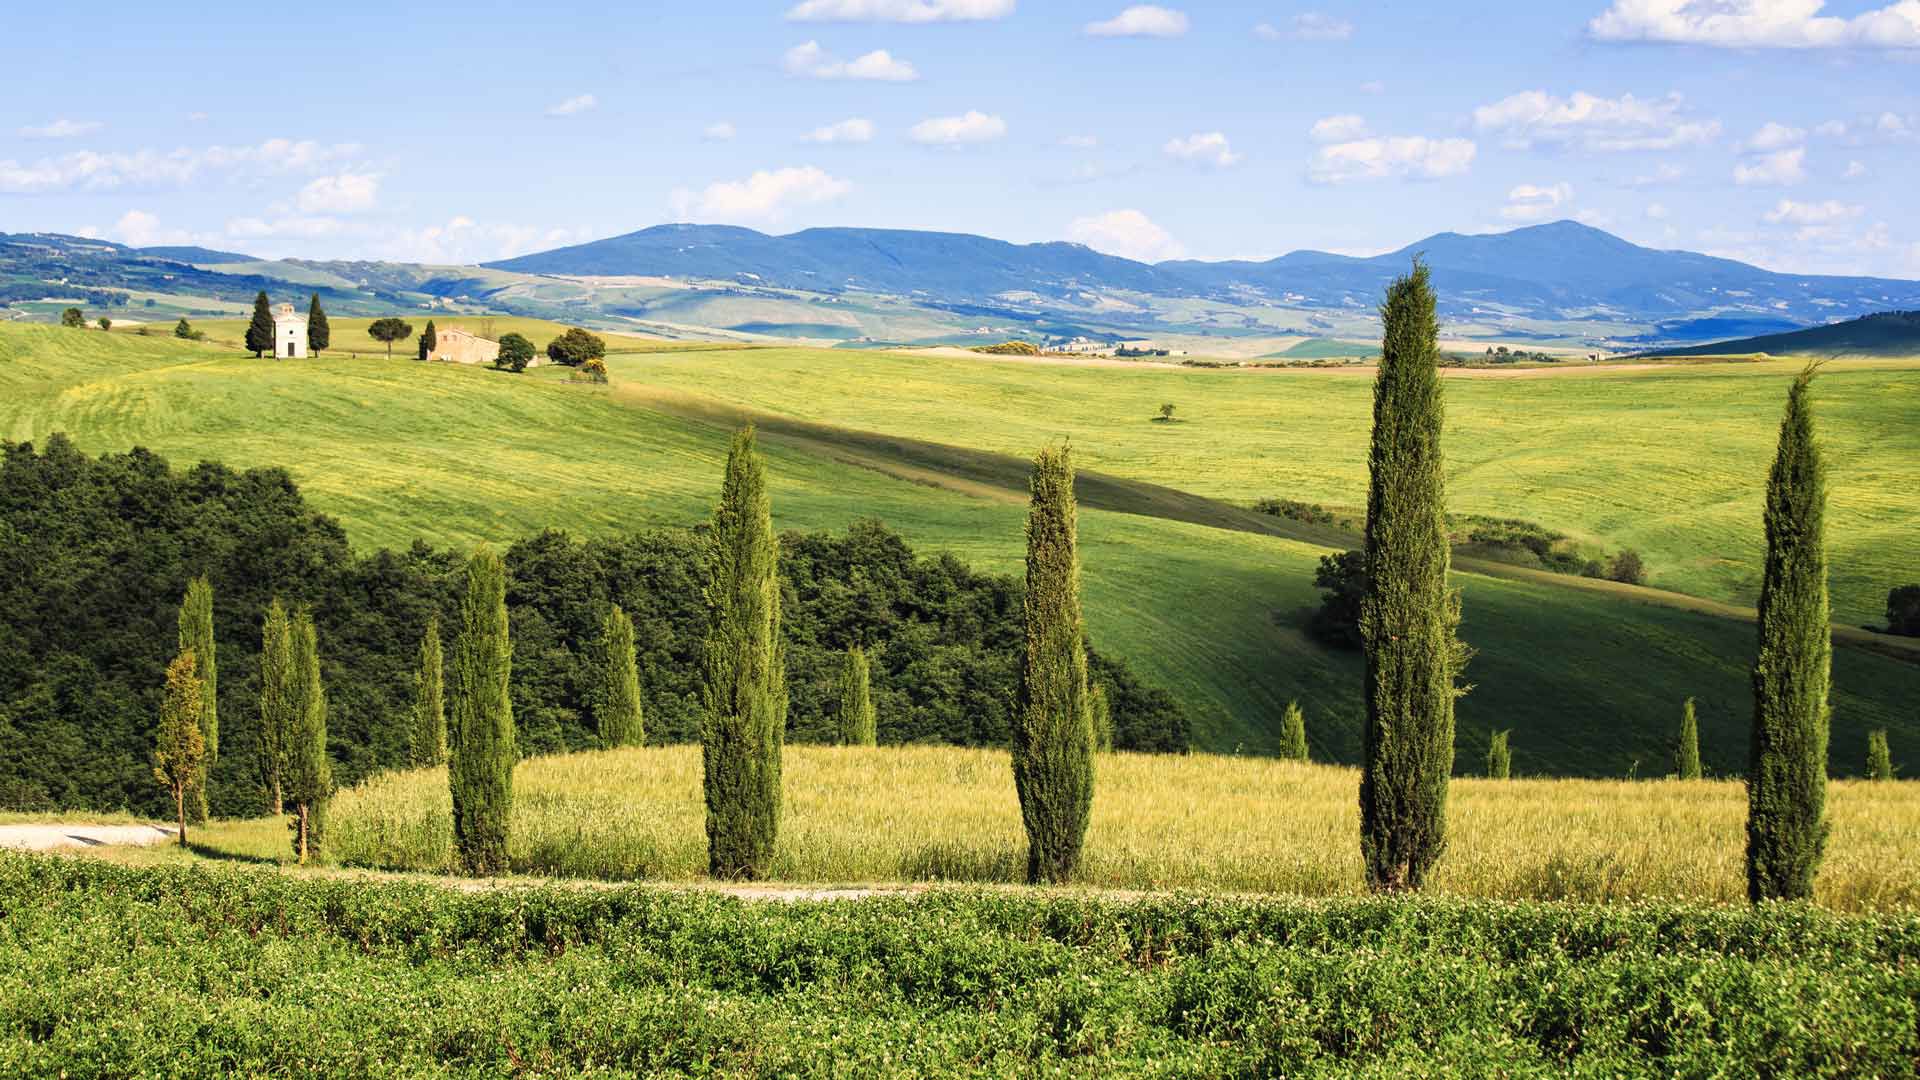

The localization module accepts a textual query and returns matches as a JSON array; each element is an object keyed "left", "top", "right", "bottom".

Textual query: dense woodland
[{"left": 0, "top": 436, "right": 1185, "bottom": 816}]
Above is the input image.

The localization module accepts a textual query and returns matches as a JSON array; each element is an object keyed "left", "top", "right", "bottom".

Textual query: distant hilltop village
[{"left": 1050, "top": 336, "right": 1186, "bottom": 358}]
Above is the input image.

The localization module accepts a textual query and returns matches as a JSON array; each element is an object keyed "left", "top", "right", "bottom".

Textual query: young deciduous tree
[
  {"left": 1747, "top": 366, "right": 1832, "bottom": 903},
  {"left": 700, "top": 428, "right": 786, "bottom": 880},
  {"left": 1359, "top": 260, "right": 1470, "bottom": 893},
  {"left": 418, "top": 320, "right": 437, "bottom": 362},
  {"left": 152, "top": 650, "right": 206, "bottom": 847},
  {"left": 285, "top": 611, "right": 333, "bottom": 863},
  {"left": 546, "top": 326, "right": 607, "bottom": 366},
  {"left": 596, "top": 605, "right": 645, "bottom": 748},
  {"left": 367, "top": 317, "right": 413, "bottom": 358},
  {"left": 1279, "top": 700, "right": 1309, "bottom": 762},
  {"left": 836, "top": 644, "right": 877, "bottom": 746},
  {"left": 1013, "top": 443, "right": 1095, "bottom": 885},
  {"left": 450, "top": 547, "right": 515, "bottom": 875},
  {"left": 1677, "top": 697, "right": 1703, "bottom": 780},
  {"left": 246, "top": 291, "right": 275, "bottom": 357},
  {"left": 97, "top": 316, "right": 112, "bottom": 332},
  {"left": 1865, "top": 730, "right": 1893, "bottom": 781},
  {"left": 307, "top": 294, "right": 330, "bottom": 355},
  {"left": 176, "top": 577, "right": 217, "bottom": 823},
  {"left": 1486, "top": 730, "right": 1511, "bottom": 779},
  {"left": 258, "top": 599, "right": 294, "bottom": 814},
  {"left": 495, "top": 332, "right": 535, "bottom": 373},
  {"left": 60, "top": 307, "right": 85, "bottom": 328},
  {"left": 411, "top": 616, "right": 447, "bottom": 767}
]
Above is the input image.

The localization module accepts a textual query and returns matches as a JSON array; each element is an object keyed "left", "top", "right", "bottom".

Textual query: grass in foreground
[
  {"left": 3, "top": 854, "right": 1915, "bottom": 1077},
  {"left": 323, "top": 745, "right": 1920, "bottom": 912}
]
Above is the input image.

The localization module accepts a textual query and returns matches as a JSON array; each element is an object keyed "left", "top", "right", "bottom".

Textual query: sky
[{"left": 4, "top": 0, "right": 1919, "bottom": 277}]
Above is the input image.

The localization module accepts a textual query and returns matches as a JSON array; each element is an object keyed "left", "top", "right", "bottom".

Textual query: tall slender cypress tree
[
  {"left": 1279, "top": 700, "right": 1309, "bottom": 762},
  {"left": 1486, "top": 730, "right": 1512, "bottom": 779},
  {"left": 1747, "top": 366, "right": 1832, "bottom": 903},
  {"left": 700, "top": 428, "right": 786, "bottom": 880},
  {"left": 412, "top": 616, "right": 447, "bottom": 767},
  {"left": 1676, "top": 697, "right": 1703, "bottom": 780},
  {"left": 258, "top": 599, "right": 294, "bottom": 814},
  {"left": 1359, "top": 260, "right": 1469, "bottom": 893},
  {"left": 450, "top": 547, "right": 516, "bottom": 875},
  {"left": 152, "top": 651, "right": 206, "bottom": 848},
  {"left": 285, "top": 610, "right": 333, "bottom": 863},
  {"left": 597, "top": 605, "right": 645, "bottom": 748},
  {"left": 177, "top": 577, "right": 217, "bottom": 823},
  {"left": 1013, "top": 443, "right": 1095, "bottom": 885},
  {"left": 246, "top": 291, "right": 275, "bottom": 357},
  {"left": 1865, "top": 730, "right": 1893, "bottom": 781},
  {"left": 418, "top": 320, "right": 438, "bottom": 362},
  {"left": 836, "top": 644, "right": 877, "bottom": 746},
  {"left": 307, "top": 294, "right": 330, "bottom": 355}
]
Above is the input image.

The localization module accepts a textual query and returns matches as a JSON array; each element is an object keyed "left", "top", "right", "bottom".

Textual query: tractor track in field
[{"left": 614, "top": 380, "right": 1920, "bottom": 667}]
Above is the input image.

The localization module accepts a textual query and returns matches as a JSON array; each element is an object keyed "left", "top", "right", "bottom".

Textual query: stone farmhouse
[
  {"left": 271, "top": 303, "right": 307, "bottom": 358},
  {"left": 422, "top": 326, "right": 520, "bottom": 366}
]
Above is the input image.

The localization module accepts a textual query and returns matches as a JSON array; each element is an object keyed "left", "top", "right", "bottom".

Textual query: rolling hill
[{"left": 1639, "top": 309, "right": 1920, "bottom": 358}]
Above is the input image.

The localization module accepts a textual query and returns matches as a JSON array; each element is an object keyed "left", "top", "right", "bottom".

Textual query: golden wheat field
[{"left": 324, "top": 745, "right": 1920, "bottom": 911}]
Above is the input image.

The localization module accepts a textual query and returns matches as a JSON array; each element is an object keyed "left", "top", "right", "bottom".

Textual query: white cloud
[
  {"left": 295, "top": 172, "right": 380, "bottom": 214},
  {"left": 910, "top": 110, "right": 1007, "bottom": 144},
  {"left": 1763, "top": 198, "right": 1864, "bottom": 224},
  {"left": 0, "top": 139, "right": 359, "bottom": 195},
  {"left": 1061, "top": 134, "right": 1099, "bottom": 149},
  {"left": 1814, "top": 119, "right": 1850, "bottom": 137},
  {"left": 107, "top": 210, "right": 200, "bottom": 248},
  {"left": 783, "top": 40, "right": 919, "bottom": 80},
  {"left": 1085, "top": 5, "right": 1189, "bottom": 37},
  {"left": 1844, "top": 159, "right": 1869, "bottom": 177},
  {"left": 1254, "top": 13, "right": 1353, "bottom": 40},
  {"left": 1589, "top": 0, "right": 1920, "bottom": 50},
  {"left": 1309, "top": 114, "right": 1369, "bottom": 142},
  {"left": 805, "top": 117, "right": 877, "bottom": 143},
  {"left": 704, "top": 121, "right": 738, "bottom": 141},
  {"left": 1646, "top": 202, "right": 1670, "bottom": 219},
  {"left": 1066, "top": 209, "right": 1186, "bottom": 261},
  {"left": 669, "top": 166, "right": 852, "bottom": 223},
  {"left": 1733, "top": 147, "right": 1807, "bottom": 185},
  {"left": 786, "top": 0, "right": 1013, "bottom": 20},
  {"left": 17, "top": 119, "right": 103, "bottom": 139},
  {"left": 1742, "top": 121, "right": 1805, "bottom": 151},
  {"left": 379, "top": 218, "right": 594, "bottom": 265},
  {"left": 1308, "top": 136, "right": 1476, "bottom": 183},
  {"left": 1629, "top": 161, "right": 1689, "bottom": 186},
  {"left": 1500, "top": 182, "right": 1575, "bottom": 221},
  {"left": 1473, "top": 90, "right": 1721, "bottom": 151},
  {"left": 1878, "top": 111, "right": 1913, "bottom": 136},
  {"left": 225, "top": 215, "right": 348, "bottom": 242},
  {"left": 1163, "top": 131, "right": 1242, "bottom": 167},
  {"left": 546, "top": 94, "right": 597, "bottom": 117}
]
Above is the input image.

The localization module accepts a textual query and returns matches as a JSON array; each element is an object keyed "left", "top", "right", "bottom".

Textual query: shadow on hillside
[{"left": 186, "top": 840, "right": 281, "bottom": 867}]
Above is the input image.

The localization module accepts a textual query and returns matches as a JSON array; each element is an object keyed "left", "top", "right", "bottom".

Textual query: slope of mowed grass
[{"left": 624, "top": 347, "right": 1920, "bottom": 624}]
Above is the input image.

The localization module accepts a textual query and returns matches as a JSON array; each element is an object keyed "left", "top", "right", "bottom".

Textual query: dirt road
[{"left": 0, "top": 823, "right": 176, "bottom": 851}]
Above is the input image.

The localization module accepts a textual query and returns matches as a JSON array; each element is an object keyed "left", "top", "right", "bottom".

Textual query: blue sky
[{"left": 5, "top": 0, "right": 1918, "bottom": 276}]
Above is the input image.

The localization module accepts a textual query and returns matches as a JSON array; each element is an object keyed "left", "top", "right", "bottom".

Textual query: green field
[{"left": 3, "top": 323, "right": 1918, "bottom": 770}]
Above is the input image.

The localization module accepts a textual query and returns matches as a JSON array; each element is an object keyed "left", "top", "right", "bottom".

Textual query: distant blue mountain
[{"left": 488, "top": 220, "right": 1920, "bottom": 331}]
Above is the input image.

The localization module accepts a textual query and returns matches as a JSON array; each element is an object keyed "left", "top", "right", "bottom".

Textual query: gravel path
[{"left": 0, "top": 823, "right": 177, "bottom": 851}]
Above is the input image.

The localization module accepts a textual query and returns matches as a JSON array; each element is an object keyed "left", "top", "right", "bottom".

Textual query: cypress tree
[
  {"left": 152, "top": 650, "right": 206, "bottom": 847},
  {"left": 596, "top": 605, "right": 645, "bottom": 748},
  {"left": 1358, "top": 260, "right": 1470, "bottom": 893},
  {"left": 307, "top": 294, "right": 330, "bottom": 355},
  {"left": 836, "top": 644, "right": 877, "bottom": 746},
  {"left": 700, "top": 428, "right": 786, "bottom": 880},
  {"left": 1091, "top": 683, "right": 1115, "bottom": 754},
  {"left": 176, "top": 577, "right": 217, "bottom": 823},
  {"left": 1865, "top": 730, "right": 1893, "bottom": 781},
  {"left": 1279, "top": 700, "right": 1309, "bottom": 762},
  {"left": 245, "top": 290, "right": 275, "bottom": 357},
  {"left": 285, "top": 610, "right": 333, "bottom": 863},
  {"left": 418, "top": 320, "right": 438, "bottom": 362},
  {"left": 258, "top": 599, "right": 294, "bottom": 814},
  {"left": 1486, "top": 730, "right": 1511, "bottom": 779},
  {"left": 1013, "top": 443, "right": 1095, "bottom": 885},
  {"left": 411, "top": 616, "right": 447, "bottom": 767},
  {"left": 450, "top": 547, "right": 516, "bottom": 876},
  {"left": 1676, "top": 697, "right": 1703, "bottom": 780},
  {"left": 1747, "top": 366, "right": 1832, "bottom": 903}
]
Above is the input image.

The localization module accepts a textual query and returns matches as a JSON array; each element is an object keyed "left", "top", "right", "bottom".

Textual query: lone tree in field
[
  {"left": 1747, "top": 366, "right": 1832, "bottom": 903},
  {"left": 450, "top": 547, "right": 516, "bottom": 876},
  {"left": 246, "top": 291, "right": 275, "bottom": 357},
  {"left": 836, "top": 644, "right": 877, "bottom": 746},
  {"left": 495, "top": 332, "right": 535, "bottom": 373},
  {"left": 174, "top": 317, "right": 195, "bottom": 340},
  {"left": 258, "top": 599, "right": 294, "bottom": 814},
  {"left": 1279, "top": 700, "right": 1310, "bottom": 762},
  {"left": 97, "top": 316, "right": 112, "bottom": 332},
  {"left": 596, "top": 605, "right": 645, "bottom": 748},
  {"left": 152, "top": 650, "right": 207, "bottom": 848},
  {"left": 285, "top": 610, "right": 333, "bottom": 863},
  {"left": 1886, "top": 585, "right": 1920, "bottom": 637},
  {"left": 546, "top": 326, "right": 607, "bottom": 367},
  {"left": 1677, "top": 698, "right": 1703, "bottom": 780},
  {"left": 307, "top": 294, "right": 330, "bottom": 355},
  {"left": 1013, "top": 443, "right": 1096, "bottom": 885},
  {"left": 367, "top": 317, "right": 413, "bottom": 359},
  {"left": 1486, "top": 730, "right": 1511, "bottom": 779},
  {"left": 700, "top": 428, "right": 787, "bottom": 880},
  {"left": 411, "top": 616, "right": 447, "bottom": 767},
  {"left": 1091, "top": 683, "right": 1114, "bottom": 753},
  {"left": 1866, "top": 730, "right": 1894, "bottom": 781},
  {"left": 61, "top": 307, "right": 85, "bottom": 328},
  {"left": 1359, "top": 260, "right": 1470, "bottom": 893},
  {"left": 418, "top": 320, "right": 437, "bottom": 362},
  {"left": 177, "top": 577, "right": 217, "bottom": 823}
]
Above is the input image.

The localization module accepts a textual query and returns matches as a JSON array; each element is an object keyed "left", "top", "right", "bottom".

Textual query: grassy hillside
[
  {"left": 4, "top": 322, "right": 1919, "bottom": 772},
  {"left": 1643, "top": 309, "right": 1920, "bottom": 360}
]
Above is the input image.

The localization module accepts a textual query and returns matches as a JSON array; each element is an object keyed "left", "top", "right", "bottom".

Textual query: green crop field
[{"left": 3, "top": 323, "right": 1918, "bottom": 770}]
